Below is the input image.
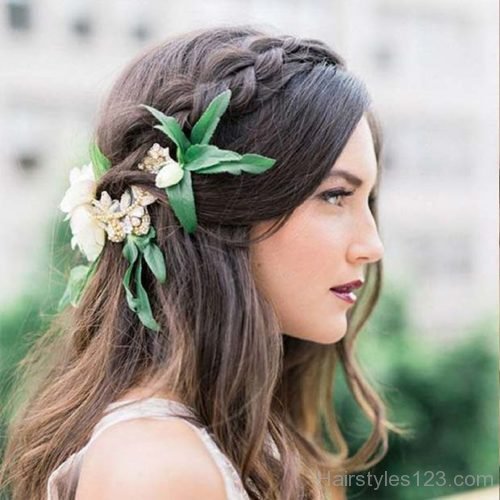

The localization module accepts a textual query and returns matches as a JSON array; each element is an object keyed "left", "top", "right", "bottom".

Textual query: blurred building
[
  {"left": 0, "top": 0, "right": 497, "bottom": 339},
  {"left": 339, "top": 0, "right": 498, "bottom": 339}
]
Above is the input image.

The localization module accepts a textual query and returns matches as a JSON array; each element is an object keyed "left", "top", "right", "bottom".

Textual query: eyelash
[
  {"left": 321, "top": 189, "right": 354, "bottom": 207},
  {"left": 321, "top": 189, "right": 377, "bottom": 209}
]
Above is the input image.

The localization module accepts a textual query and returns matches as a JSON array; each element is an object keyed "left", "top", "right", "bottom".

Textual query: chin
[
  {"left": 285, "top": 317, "right": 348, "bottom": 345},
  {"left": 313, "top": 328, "right": 347, "bottom": 345}
]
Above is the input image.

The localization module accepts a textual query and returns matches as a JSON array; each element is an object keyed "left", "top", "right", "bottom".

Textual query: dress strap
[
  {"left": 177, "top": 420, "right": 250, "bottom": 499},
  {"left": 86, "top": 397, "right": 196, "bottom": 448},
  {"left": 86, "top": 398, "right": 250, "bottom": 499}
]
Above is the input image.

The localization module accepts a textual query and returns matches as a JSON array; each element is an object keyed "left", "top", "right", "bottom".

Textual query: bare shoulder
[{"left": 75, "top": 417, "right": 227, "bottom": 500}]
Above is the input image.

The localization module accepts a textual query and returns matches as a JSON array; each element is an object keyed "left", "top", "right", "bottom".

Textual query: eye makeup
[
  {"left": 319, "top": 187, "right": 378, "bottom": 212},
  {"left": 320, "top": 188, "right": 355, "bottom": 207}
]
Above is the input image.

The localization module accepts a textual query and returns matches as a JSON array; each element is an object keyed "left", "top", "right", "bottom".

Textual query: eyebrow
[{"left": 325, "top": 169, "right": 364, "bottom": 187}]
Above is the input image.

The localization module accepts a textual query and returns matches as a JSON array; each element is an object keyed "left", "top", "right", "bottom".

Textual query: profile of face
[{"left": 250, "top": 115, "right": 384, "bottom": 344}]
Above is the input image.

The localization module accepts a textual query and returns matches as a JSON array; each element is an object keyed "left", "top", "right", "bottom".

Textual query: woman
[{"left": 0, "top": 24, "right": 402, "bottom": 499}]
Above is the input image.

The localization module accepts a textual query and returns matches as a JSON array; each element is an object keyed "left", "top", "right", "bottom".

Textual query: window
[
  {"left": 70, "top": 15, "right": 92, "bottom": 38},
  {"left": 130, "top": 22, "right": 151, "bottom": 42},
  {"left": 373, "top": 44, "right": 394, "bottom": 73},
  {"left": 6, "top": 0, "right": 31, "bottom": 31},
  {"left": 17, "top": 151, "right": 40, "bottom": 172}
]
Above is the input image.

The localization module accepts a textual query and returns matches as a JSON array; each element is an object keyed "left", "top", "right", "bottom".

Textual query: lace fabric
[{"left": 46, "top": 397, "right": 251, "bottom": 500}]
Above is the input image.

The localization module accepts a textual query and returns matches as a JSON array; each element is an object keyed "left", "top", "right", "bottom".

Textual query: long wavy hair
[{"left": 0, "top": 24, "right": 403, "bottom": 499}]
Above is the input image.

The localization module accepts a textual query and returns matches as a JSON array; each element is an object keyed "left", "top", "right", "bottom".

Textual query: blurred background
[{"left": 0, "top": 0, "right": 498, "bottom": 499}]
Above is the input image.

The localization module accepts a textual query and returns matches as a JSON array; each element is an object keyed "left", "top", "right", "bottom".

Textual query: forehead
[{"left": 327, "top": 115, "right": 378, "bottom": 187}]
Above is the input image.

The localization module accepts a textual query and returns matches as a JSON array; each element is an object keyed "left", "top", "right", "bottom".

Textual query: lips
[
  {"left": 330, "top": 279, "right": 364, "bottom": 293},
  {"left": 330, "top": 280, "right": 364, "bottom": 305}
]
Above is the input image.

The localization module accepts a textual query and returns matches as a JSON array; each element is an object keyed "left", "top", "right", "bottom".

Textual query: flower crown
[{"left": 59, "top": 90, "right": 276, "bottom": 331}]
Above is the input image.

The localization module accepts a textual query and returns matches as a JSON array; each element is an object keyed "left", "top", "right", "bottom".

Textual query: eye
[{"left": 320, "top": 188, "right": 354, "bottom": 207}]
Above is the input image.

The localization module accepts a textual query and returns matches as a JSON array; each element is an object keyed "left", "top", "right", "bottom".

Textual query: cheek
[
  {"left": 250, "top": 207, "right": 356, "bottom": 343},
  {"left": 250, "top": 214, "right": 347, "bottom": 312}
]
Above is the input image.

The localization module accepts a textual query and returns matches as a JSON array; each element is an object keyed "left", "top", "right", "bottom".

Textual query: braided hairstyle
[
  {"left": 95, "top": 26, "right": 355, "bottom": 224},
  {"left": 1, "top": 25, "right": 400, "bottom": 500}
]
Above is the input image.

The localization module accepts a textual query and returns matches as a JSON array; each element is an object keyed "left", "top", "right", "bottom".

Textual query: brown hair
[{"left": 0, "top": 24, "right": 404, "bottom": 499}]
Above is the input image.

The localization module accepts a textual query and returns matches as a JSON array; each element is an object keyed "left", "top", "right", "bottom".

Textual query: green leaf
[
  {"left": 129, "top": 228, "right": 167, "bottom": 285},
  {"left": 165, "top": 170, "right": 198, "bottom": 234},
  {"left": 122, "top": 238, "right": 140, "bottom": 312},
  {"left": 184, "top": 144, "right": 241, "bottom": 171},
  {"left": 58, "top": 264, "right": 93, "bottom": 310},
  {"left": 133, "top": 227, "right": 156, "bottom": 252},
  {"left": 89, "top": 142, "right": 111, "bottom": 180},
  {"left": 196, "top": 154, "right": 277, "bottom": 175},
  {"left": 123, "top": 237, "right": 139, "bottom": 265},
  {"left": 122, "top": 238, "right": 161, "bottom": 331},
  {"left": 190, "top": 89, "right": 231, "bottom": 145},
  {"left": 134, "top": 257, "right": 160, "bottom": 331},
  {"left": 143, "top": 243, "right": 167, "bottom": 283},
  {"left": 139, "top": 104, "right": 190, "bottom": 161},
  {"left": 239, "top": 154, "right": 276, "bottom": 171}
]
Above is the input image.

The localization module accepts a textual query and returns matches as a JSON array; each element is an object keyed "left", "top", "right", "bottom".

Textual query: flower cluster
[
  {"left": 59, "top": 89, "right": 277, "bottom": 332},
  {"left": 92, "top": 186, "right": 156, "bottom": 243},
  {"left": 59, "top": 163, "right": 156, "bottom": 261}
]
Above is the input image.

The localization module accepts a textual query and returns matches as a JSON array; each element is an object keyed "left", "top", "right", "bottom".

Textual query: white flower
[
  {"left": 60, "top": 163, "right": 105, "bottom": 262},
  {"left": 69, "top": 205, "right": 106, "bottom": 262},
  {"left": 60, "top": 163, "right": 96, "bottom": 215},
  {"left": 155, "top": 159, "right": 184, "bottom": 188}
]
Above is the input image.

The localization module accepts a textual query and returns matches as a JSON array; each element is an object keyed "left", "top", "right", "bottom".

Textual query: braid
[
  {"left": 97, "top": 29, "right": 348, "bottom": 166},
  {"left": 189, "top": 34, "right": 346, "bottom": 120}
]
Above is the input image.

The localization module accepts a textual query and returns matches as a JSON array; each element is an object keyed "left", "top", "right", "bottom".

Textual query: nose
[{"left": 346, "top": 217, "right": 385, "bottom": 265}]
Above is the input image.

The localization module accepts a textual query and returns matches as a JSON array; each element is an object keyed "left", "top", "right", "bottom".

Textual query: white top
[{"left": 46, "top": 397, "right": 252, "bottom": 500}]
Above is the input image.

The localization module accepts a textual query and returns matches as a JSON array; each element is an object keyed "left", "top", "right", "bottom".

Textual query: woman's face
[{"left": 250, "top": 115, "right": 384, "bottom": 344}]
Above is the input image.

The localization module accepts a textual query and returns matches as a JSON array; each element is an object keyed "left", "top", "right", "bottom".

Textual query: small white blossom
[
  {"left": 131, "top": 185, "right": 156, "bottom": 206},
  {"left": 155, "top": 159, "right": 184, "bottom": 188},
  {"left": 138, "top": 143, "right": 174, "bottom": 174}
]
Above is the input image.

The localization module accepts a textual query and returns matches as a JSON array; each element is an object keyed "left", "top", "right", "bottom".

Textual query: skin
[
  {"left": 250, "top": 114, "right": 384, "bottom": 344},
  {"left": 76, "top": 417, "right": 226, "bottom": 499}
]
